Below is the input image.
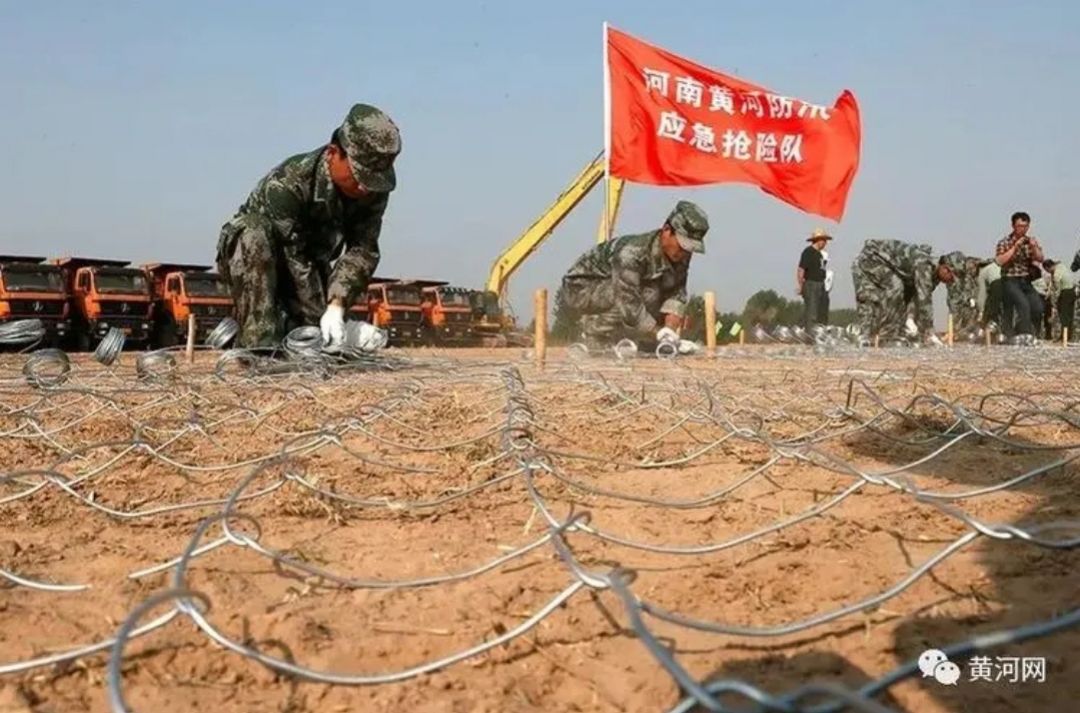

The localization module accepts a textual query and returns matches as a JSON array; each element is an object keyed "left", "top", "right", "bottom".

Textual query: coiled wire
[
  {"left": 214, "top": 349, "right": 259, "bottom": 379},
  {"left": 0, "top": 319, "right": 46, "bottom": 346},
  {"left": 614, "top": 339, "right": 638, "bottom": 361},
  {"left": 655, "top": 341, "right": 678, "bottom": 360},
  {"left": 135, "top": 351, "right": 176, "bottom": 381},
  {"left": 205, "top": 318, "right": 239, "bottom": 350},
  {"left": 94, "top": 328, "right": 126, "bottom": 366},
  {"left": 283, "top": 326, "right": 323, "bottom": 360},
  {"left": 342, "top": 320, "right": 388, "bottom": 354},
  {"left": 22, "top": 348, "right": 71, "bottom": 387}
]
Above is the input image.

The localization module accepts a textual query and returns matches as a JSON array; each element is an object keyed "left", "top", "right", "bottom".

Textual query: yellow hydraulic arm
[{"left": 485, "top": 151, "right": 624, "bottom": 301}]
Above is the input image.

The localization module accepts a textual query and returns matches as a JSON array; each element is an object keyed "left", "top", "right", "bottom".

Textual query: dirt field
[{"left": 1, "top": 343, "right": 1077, "bottom": 712}]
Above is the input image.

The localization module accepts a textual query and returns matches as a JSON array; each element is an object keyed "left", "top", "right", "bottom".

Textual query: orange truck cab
[
  {"left": 419, "top": 283, "right": 475, "bottom": 343},
  {"left": 366, "top": 280, "right": 425, "bottom": 345},
  {"left": 0, "top": 255, "right": 70, "bottom": 345},
  {"left": 142, "top": 263, "right": 234, "bottom": 347},
  {"left": 347, "top": 295, "right": 370, "bottom": 324},
  {"left": 51, "top": 257, "right": 153, "bottom": 350}
]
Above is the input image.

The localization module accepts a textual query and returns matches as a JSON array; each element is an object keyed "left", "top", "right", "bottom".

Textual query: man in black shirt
[{"left": 797, "top": 228, "right": 832, "bottom": 331}]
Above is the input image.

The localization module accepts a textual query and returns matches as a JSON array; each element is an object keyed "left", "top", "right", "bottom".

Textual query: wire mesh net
[{"left": 0, "top": 340, "right": 1076, "bottom": 712}]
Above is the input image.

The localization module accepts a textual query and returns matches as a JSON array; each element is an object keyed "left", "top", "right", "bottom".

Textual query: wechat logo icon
[{"left": 919, "top": 649, "right": 960, "bottom": 686}]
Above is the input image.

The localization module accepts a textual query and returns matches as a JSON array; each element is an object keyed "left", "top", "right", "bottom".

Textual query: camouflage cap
[
  {"left": 666, "top": 200, "right": 709, "bottom": 254},
  {"left": 938, "top": 251, "right": 969, "bottom": 275},
  {"left": 337, "top": 104, "right": 401, "bottom": 193}
]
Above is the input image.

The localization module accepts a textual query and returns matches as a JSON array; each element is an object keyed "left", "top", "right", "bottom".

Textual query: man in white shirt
[{"left": 976, "top": 260, "right": 1002, "bottom": 328}]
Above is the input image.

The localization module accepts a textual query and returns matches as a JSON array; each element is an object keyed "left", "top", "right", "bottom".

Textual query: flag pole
[{"left": 601, "top": 21, "right": 612, "bottom": 243}]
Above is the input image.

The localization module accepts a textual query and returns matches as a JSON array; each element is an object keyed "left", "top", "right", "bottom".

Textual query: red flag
[{"left": 604, "top": 24, "right": 861, "bottom": 221}]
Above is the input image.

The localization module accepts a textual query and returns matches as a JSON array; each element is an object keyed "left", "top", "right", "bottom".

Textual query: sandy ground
[{"left": 0, "top": 344, "right": 1077, "bottom": 712}]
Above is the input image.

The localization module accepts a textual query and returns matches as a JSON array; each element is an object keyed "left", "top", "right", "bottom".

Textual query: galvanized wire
[
  {"left": 94, "top": 326, "right": 127, "bottom": 365},
  {"left": 0, "top": 339, "right": 1076, "bottom": 712},
  {"left": 0, "top": 318, "right": 46, "bottom": 346},
  {"left": 205, "top": 316, "right": 239, "bottom": 349},
  {"left": 21, "top": 348, "right": 70, "bottom": 387}
]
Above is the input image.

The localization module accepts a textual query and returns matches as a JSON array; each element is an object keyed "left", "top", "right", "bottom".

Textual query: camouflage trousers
[
  {"left": 215, "top": 214, "right": 325, "bottom": 349},
  {"left": 952, "top": 302, "right": 981, "bottom": 334},
  {"left": 561, "top": 275, "right": 651, "bottom": 343},
  {"left": 852, "top": 256, "right": 911, "bottom": 340}
]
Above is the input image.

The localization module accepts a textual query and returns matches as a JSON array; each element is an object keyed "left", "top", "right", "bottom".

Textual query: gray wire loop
[
  {"left": 214, "top": 348, "right": 258, "bottom": 379},
  {"left": 0, "top": 318, "right": 46, "bottom": 346},
  {"left": 284, "top": 326, "right": 323, "bottom": 360},
  {"left": 614, "top": 338, "right": 638, "bottom": 360},
  {"left": 22, "top": 348, "right": 70, "bottom": 387},
  {"left": 567, "top": 342, "right": 589, "bottom": 360},
  {"left": 135, "top": 350, "right": 176, "bottom": 381},
  {"left": 205, "top": 317, "right": 239, "bottom": 349},
  {"left": 94, "top": 327, "right": 126, "bottom": 365},
  {"left": 0, "top": 340, "right": 1073, "bottom": 713}
]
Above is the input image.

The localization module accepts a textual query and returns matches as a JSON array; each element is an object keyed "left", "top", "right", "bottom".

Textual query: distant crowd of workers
[{"left": 797, "top": 211, "right": 1078, "bottom": 345}]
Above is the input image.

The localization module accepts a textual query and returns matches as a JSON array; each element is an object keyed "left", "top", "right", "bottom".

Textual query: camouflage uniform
[
  {"left": 940, "top": 251, "right": 981, "bottom": 332},
  {"left": 560, "top": 201, "right": 708, "bottom": 343},
  {"left": 216, "top": 104, "right": 401, "bottom": 348},
  {"left": 851, "top": 239, "right": 954, "bottom": 339}
]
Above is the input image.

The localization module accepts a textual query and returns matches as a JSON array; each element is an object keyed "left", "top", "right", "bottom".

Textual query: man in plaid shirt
[{"left": 995, "top": 211, "right": 1044, "bottom": 341}]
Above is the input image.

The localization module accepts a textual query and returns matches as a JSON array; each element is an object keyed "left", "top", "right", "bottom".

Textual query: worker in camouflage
[
  {"left": 216, "top": 103, "right": 401, "bottom": 348},
  {"left": 940, "top": 251, "right": 982, "bottom": 333},
  {"left": 851, "top": 239, "right": 958, "bottom": 343},
  {"left": 560, "top": 201, "right": 708, "bottom": 346}
]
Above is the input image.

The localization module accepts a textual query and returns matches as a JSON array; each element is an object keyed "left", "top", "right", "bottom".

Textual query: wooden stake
[
  {"left": 186, "top": 314, "right": 196, "bottom": 364},
  {"left": 946, "top": 314, "right": 954, "bottom": 347},
  {"left": 534, "top": 288, "right": 547, "bottom": 368},
  {"left": 985, "top": 328, "right": 992, "bottom": 347},
  {"left": 873, "top": 335, "right": 880, "bottom": 349},
  {"left": 738, "top": 329, "right": 745, "bottom": 346},
  {"left": 1064, "top": 327, "right": 1069, "bottom": 347},
  {"left": 704, "top": 291, "right": 717, "bottom": 353}
]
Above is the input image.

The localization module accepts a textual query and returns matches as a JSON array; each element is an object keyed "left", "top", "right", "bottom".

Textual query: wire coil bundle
[
  {"left": 21, "top": 348, "right": 71, "bottom": 387},
  {"left": 0, "top": 319, "right": 46, "bottom": 347},
  {"left": 94, "top": 328, "right": 127, "bottom": 366},
  {"left": 135, "top": 350, "right": 177, "bottom": 381},
  {"left": 205, "top": 318, "right": 239, "bottom": 350}
]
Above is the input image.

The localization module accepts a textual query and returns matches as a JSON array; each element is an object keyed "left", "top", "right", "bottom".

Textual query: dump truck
[
  {"left": 347, "top": 295, "right": 370, "bottom": 324},
  {"left": 366, "top": 279, "right": 425, "bottom": 345},
  {"left": 418, "top": 283, "right": 475, "bottom": 344},
  {"left": 0, "top": 255, "right": 70, "bottom": 345},
  {"left": 51, "top": 257, "right": 153, "bottom": 350},
  {"left": 142, "top": 263, "right": 234, "bottom": 348}
]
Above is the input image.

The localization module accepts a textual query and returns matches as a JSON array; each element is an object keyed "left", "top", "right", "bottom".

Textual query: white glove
[
  {"left": 677, "top": 339, "right": 699, "bottom": 355},
  {"left": 904, "top": 317, "right": 919, "bottom": 337},
  {"left": 926, "top": 333, "right": 944, "bottom": 347},
  {"left": 969, "top": 298, "right": 977, "bottom": 308},
  {"left": 824, "top": 269, "right": 835, "bottom": 293},
  {"left": 656, "top": 327, "right": 680, "bottom": 344},
  {"left": 320, "top": 303, "right": 346, "bottom": 346}
]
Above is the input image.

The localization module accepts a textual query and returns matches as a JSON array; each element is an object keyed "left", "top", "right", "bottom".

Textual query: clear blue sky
[{"left": 2, "top": 1, "right": 1078, "bottom": 323}]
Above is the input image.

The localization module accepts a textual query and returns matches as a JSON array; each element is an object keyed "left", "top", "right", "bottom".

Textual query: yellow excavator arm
[{"left": 485, "top": 151, "right": 624, "bottom": 301}]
